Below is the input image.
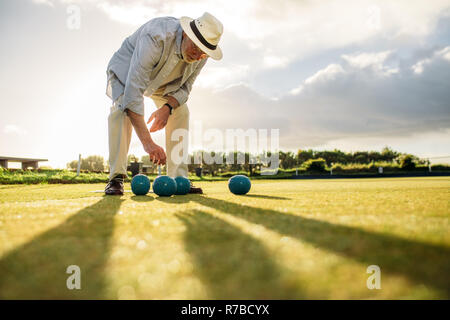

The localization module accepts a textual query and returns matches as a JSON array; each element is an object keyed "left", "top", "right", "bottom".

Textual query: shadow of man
[
  {"left": 0, "top": 196, "right": 123, "bottom": 299},
  {"left": 176, "top": 210, "right": 305, "bottom": 299},
  {"left": 190, "top": 195, "right": 450, "bottom": 298}
]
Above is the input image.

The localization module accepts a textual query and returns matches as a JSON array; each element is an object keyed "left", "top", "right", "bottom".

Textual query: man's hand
[
  {"left": 147, "top": 105, "right": 170, "bottom": 132},
  {"left": 125, "top": 108, "right": 166, "bottom": 165},
  {"left": 144, "top": 142, "right": 166, "bottom": 165}
]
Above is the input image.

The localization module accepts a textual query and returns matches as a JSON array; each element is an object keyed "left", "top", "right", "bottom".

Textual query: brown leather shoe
[
  {"left": 105, "top": 177, "right": 124, "bottom": 195},
  {"left": 189, "top": 183, "right": 203, "bottom": 194}
]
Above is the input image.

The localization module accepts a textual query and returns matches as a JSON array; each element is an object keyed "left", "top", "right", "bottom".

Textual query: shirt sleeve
[
  {"left": 170, "top": 58, "right": 208, "bottom": 106},
  {"left": 121, "top": 33, "right": 162, "bottom": 115}
]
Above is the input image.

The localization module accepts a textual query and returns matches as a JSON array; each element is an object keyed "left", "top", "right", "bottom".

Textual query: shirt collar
[{"left": 175, "top": 23, "right": 183, "bottom": 59}]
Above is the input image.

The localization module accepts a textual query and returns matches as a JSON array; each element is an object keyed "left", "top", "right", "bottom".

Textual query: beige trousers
[{"left": 108, "top": 94, "right": 189, "bottom": 180}]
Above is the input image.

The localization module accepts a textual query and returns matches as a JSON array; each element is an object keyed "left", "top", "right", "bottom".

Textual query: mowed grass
[{"left": 0, "top": 177, "right": 449, "bottom": 299}]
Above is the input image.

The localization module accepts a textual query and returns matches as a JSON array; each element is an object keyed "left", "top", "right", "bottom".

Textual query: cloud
[
  {"left": 29, "top": 0, "right": 450, "bottom": 65},
  {"left": 285, "top": 46, "right": 450, "bottom": 138},
  {"left": 27, "top": 0, "right": 450, "bottom": 105},
  {"left": 263, "top": 55, "right": 289, "bottom": 69},
  {"left": 31, "top": 0, "right": 54, "bottom": 7},
  {"left": 189, "top": 46, "right": 450, "bottom": 149},
  {"left": 342, "top": 50, "right": 392, "bottom": 69},
  {"left": 20, "top": 0, "right": 450, "bottom": 161},
  {"left": 96, "top": 1, "right": 158, "bottom": 26},
  {"left": 303, "top": 64, "right": 345, "bottom": 86},
  {"left": 412, "top": 46, "right": 450, "bottom": 74},
  {"left": 195, "top": 64, "right": 250, "bottom": 89}
]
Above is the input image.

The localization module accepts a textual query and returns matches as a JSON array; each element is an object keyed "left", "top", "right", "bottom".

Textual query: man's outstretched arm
[
  {"left": 120, "top": 32, "right": 167, "bottom": 164},
  {"left": 126, "top": 109, "right": 166, "bottom": 165}
]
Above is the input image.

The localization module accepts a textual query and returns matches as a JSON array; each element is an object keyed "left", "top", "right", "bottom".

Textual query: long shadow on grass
[
  {"left": 191, "top": 196, "right": 450, "bottom": 297},
  {"left": 0, "top": 196, "right": 123, "bottom": 299},
  {"left": 176, "top": 210, "right": 305, "bottom": 299},
  {"left": 244, "top": 194, "right": 291, "bottom": 200},
  {"left": 130, "top": 195, "right": 155, "bottom": 202}
]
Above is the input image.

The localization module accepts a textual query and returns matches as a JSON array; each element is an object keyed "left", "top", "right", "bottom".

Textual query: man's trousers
[{"left": 108, "top": 94, "right": 189, "bottom": 180}]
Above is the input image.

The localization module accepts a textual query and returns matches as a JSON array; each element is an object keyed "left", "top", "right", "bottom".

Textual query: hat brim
[{"left": 180, "top": 16, "right": 223, "bottom": 61}]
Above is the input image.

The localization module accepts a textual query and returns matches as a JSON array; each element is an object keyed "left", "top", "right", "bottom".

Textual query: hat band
[{"left": 189, "top": 20, "right": 217, "bottom": 51}]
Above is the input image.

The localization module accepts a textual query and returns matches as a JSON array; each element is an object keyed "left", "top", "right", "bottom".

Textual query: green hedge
[
  {"left": 302, "top": 158, "right": 327, "bottom": 173},
  {"left": 0, "top": 169, "right": 110, "bottom": 184},
  {"left": 1, "top": 163, "right": 449, "bottom": 184},
  {"left": 430, "top": 164, "right": 450, "bottom": 171}
]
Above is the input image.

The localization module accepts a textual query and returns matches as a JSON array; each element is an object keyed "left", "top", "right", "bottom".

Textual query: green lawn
[{"left": 0, "top": 177, "right": 449, "bottom": 299}]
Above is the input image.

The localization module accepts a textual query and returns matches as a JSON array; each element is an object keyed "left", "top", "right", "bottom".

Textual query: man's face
[{"left": 181, "top": 32, "right": 208, "bottom": 63}]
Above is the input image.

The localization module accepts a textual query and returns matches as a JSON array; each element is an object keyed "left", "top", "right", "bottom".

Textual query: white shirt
[{"left": 106, "top": 16, "right": 208, "bottom": 115}]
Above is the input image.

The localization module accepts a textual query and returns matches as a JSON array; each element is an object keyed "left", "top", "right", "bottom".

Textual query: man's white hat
[{"left": 180, "top": 12, "right": 223, "bottom": 60}]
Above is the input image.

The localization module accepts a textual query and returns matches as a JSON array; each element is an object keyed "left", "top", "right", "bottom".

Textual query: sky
[{"left": 1, "top": 0, "right": 449, "bottom": 168}]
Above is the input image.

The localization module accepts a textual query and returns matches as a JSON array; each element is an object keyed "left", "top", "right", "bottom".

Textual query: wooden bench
[{"left": 0, "top": 156, "right": 48, "bottom": 170}]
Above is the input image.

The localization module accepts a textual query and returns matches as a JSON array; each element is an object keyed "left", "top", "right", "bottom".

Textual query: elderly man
[{"left": 104, "top": 12, "right": 223, "bottom": 195}]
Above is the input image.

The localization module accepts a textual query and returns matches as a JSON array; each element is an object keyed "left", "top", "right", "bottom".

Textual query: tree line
[{"left": 67, "top": 147, "right": 427, "bottom": 174}]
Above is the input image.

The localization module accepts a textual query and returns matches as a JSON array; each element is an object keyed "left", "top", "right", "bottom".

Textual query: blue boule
[
  {"left": 153, "top": 175, "right": 177, "bottom": 196},
  {"left": 131, "top": 174, "right": 151, "bottom": 195},
  {"left": 174, "top": 176, "right": 191, "bottom": 195},
  {"left": 228, "top": 175, "right": 251, "bottom": 195}
]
